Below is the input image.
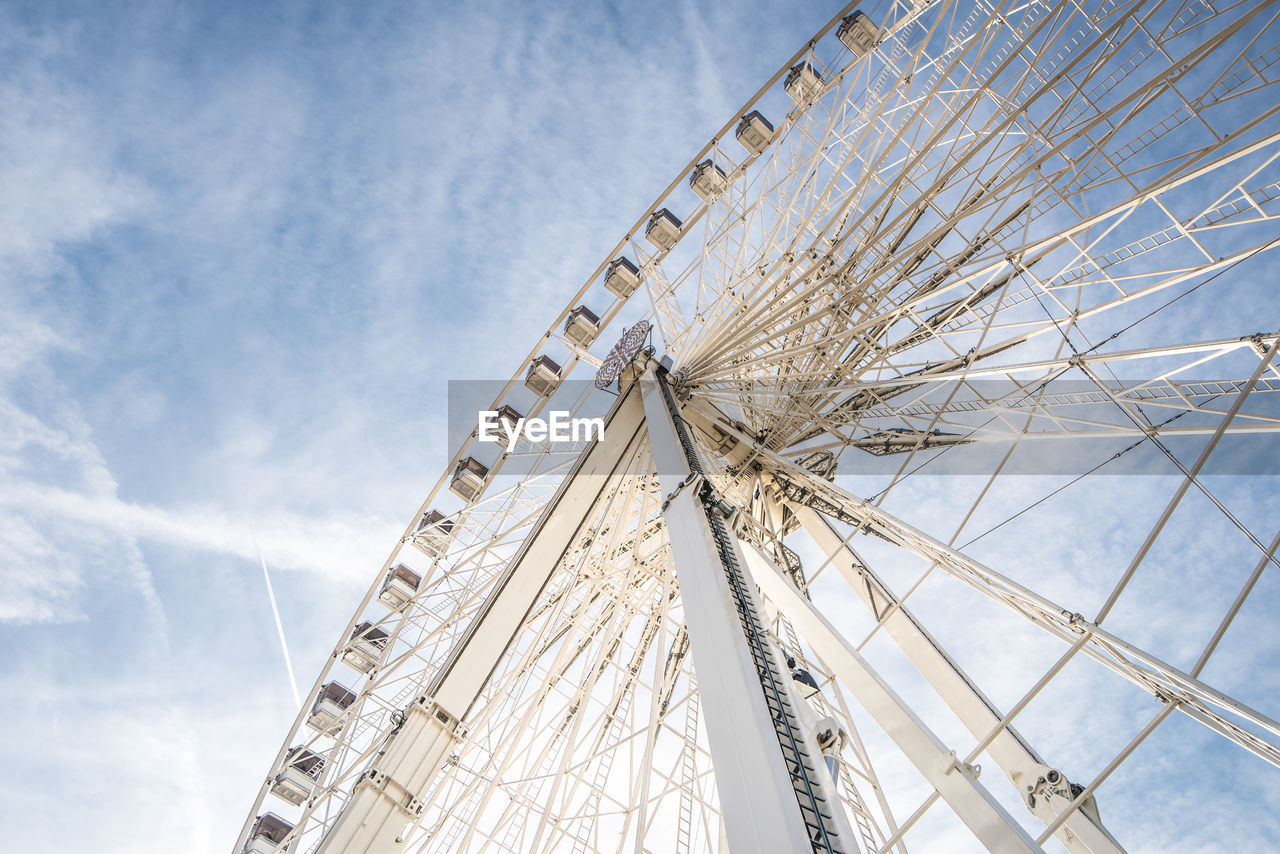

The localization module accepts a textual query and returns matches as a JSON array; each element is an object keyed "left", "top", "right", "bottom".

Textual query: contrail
[{"left": 257, "top": 539, "right": 302, "bottom": 710}]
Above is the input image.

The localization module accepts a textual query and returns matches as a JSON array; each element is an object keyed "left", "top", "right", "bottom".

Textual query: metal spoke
[{"left": 237, "top": 3, "right": 1280, "bottom": 853}]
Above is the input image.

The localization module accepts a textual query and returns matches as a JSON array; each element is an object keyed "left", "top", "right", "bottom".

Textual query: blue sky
[
  {"left": 0, "top": 1, "right": 846, "bottom": 850},
  {"left": 4, "top": 1, "right": 1280, "bottom": 852}
]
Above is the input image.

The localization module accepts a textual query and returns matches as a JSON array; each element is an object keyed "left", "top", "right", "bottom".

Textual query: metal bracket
[
  {"left": 940, "top": 749, "right": 983, "bottom": 780},
  {"left": 661, "top": 471, "right": 703, "bottom": 511},
  {"left": 352, "top": 768, "right": 425, "bottom": 819}
]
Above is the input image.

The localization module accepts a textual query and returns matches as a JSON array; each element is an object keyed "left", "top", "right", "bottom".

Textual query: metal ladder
[{"left": 657, "top": 370, "right": 846, "bottom": 854}]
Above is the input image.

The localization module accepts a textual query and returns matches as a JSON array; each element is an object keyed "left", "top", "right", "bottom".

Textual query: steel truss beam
[
  {"left": 785, "top": 504, "right": 1125, "bottom": 854},
  {"left": 312, "top": 382, "right": 649, "bottom": 853},
  {"left": 738, "top": 540, "right": 1043, "bottom": 854},
  {"left": 639, "top": 365, "right": 856, "bottom": 853},
  {"left": 750, "top": 432, "right": 1280, "bottom": 771}
]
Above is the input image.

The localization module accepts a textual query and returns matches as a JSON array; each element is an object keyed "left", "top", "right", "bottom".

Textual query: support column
[
  {"left": 790, "top": 504, "right": 1125, "bottom": 854},
  {"left": 639, "top": 365, "right": 855, "bottom": 854},
  {"left": 739, "top": 541, "right": 1042, "bottom": 854},
  {"left": 315, "top": 381, "right": 648, "bottom": 854}
]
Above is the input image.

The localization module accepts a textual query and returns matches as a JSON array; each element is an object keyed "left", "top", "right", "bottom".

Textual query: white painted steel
[
  {"left": 314, "top": 385, "right": 649, "bottom": 853},
  {"left": 641, "top": 367, "right": 850, "bottom": 853},
  {"left": 235, "top": 2, "right": 1280, "bottom": 851},
  {"left": 791, "top": 505, "right": 1125, "bottom": 854},
  {"left": 739, "top": 541, "right": 1040, "bottom": 854}
]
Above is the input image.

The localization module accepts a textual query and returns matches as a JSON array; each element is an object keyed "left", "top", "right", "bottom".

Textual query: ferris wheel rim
[{"left": 236, "top": 2, "right": 1280, "bottom": 852}]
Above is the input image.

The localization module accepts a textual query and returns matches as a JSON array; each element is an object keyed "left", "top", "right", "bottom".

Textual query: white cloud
[
  {"left": 6, "top": 672, "right": 226, "bottom": 854},
  {"left": 0, "top": 56, "right": 148, "bottom": 280},
  {"left": 2, "top": 479, "right": 401, "bottom": 586},
  {"left": 3, "top": 2, "right": 1275, "bottom": 852},
  {"left": 0, "top": 512, "right": 80, "bottom": 623}
]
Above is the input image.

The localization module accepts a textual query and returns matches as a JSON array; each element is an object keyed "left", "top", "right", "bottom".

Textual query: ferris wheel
[{"left": 235, "top": 1, "right": 1280, "bottom": 852}]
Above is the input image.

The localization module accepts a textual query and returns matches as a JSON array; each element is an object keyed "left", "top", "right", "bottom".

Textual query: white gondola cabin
[
  {"left": 645, "top": 208, "right": 682, "bottom": 251},
  {"left": 603, "top": 256, "right": 642, "bottom": 298},
  {"left": 411, "top": 509, "right": 455, "bottom": 559},
  {"left": 306, "top": 681, "right": 356, "bottom": 733},
  {"left": 342, "top": 621, "right": 389, "bottom": 674},
  {"left": 525, "top": 354, "right": 562, "bottom": 397},
  {"left": 689, "top": 159, "right": 729, "bottom": 201},
  {"left": 735, "top": 110, "right": 775, "bottom": 155},
  {"left": 837, "top": 10, "right": 880, "bottom": 56},
  {"left": 495, "top": 403, "right": 522, "bottom": 428},
  {"left": 271, "top": 746, "right": 325, "bottom": 806},
  {"left": 450, "top": 456, "right": 490, "bottom": 501},
  {"left": 784, "top": 62, "right": 824, "bottom": 105},
  {"left": 564, "top": 305, "right": 601, "bottom": 347},
  {"left": 479, "top": 405, "right": 526, "bottom": 452},
  {"left": 244, "top": 813, "right": 293, "bottom": 854},
  {"left": 378, "top": 563, "right": 422, "bottom": 610}
]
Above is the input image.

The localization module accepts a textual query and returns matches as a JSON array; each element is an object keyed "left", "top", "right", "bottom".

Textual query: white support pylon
[
  {"left": 639, "top": 364, "right": 857, "bottom": 854},
  {"left": 312, "top": 384, "right": 649, "bottom": 854},
  {"left": 788, "top": 503, "right": 1126, "bottom": 854},
  {"left": 739, "top": 540, "right": 1043, "bottom": 854}
]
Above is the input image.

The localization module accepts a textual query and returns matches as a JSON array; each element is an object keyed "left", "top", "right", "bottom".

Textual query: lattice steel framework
[{"left": 236, "top": 1, "right": 1280, "bottom": 852}]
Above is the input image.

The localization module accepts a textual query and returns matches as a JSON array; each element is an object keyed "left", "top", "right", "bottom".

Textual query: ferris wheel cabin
[
  {"left": 735, "top": 110, "right": 774, "bottom": 155},
  {"left": 243, "top": 813, "right": 293, "bottom": 853},
  {"left": 495, "top": 403, "right": 523, "bottom": 429},
  {"left": 564, "top": 305, "right": 601, "bottom": 347},
  {"left": 645, "top": 208, "right": 682, "bottom": 251},
  {"left": 411, "top": 508, "right": 455, "bottom": 559},
  {"left": 689, "top": 159, "right": 729, "bottom": 201},
  {"left": 603, "top": 256, "right": 642, "bottom": 298},
  {"left": 306, "top": 681, "right": 356, "bottom": 733},
  {"left": 378, "top": 563, "right": 422, "bottom": 610},
  {"left": 342, "top": 621, "right": 390, "bottom": 673},
  {"left": 271, "top": 746, "right": 325, "bottom": 806},
  {"left": 450, "top": 456, "right": 491, "bottom": 501},
  {"left": 525, "top": 354, "right": 563, "bottom": 397},
  {"left": 784, "top": 62, "right": 824, "bottom": 105},
  {"left": 837, "top": 10, "right": 881, "bottom": 56}
]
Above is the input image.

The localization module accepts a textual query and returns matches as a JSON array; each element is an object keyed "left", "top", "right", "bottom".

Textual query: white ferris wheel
[{"left": 235, "top": 1, "right": 1280, "bottom": 852}]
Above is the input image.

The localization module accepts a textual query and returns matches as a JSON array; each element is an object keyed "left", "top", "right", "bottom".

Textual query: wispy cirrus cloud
[
  {"left": 30, "top": 3, "right": 1277, "bottom": 854},
  {"left": 0, "top": 3, "right": 843, "bottom": 850}
]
